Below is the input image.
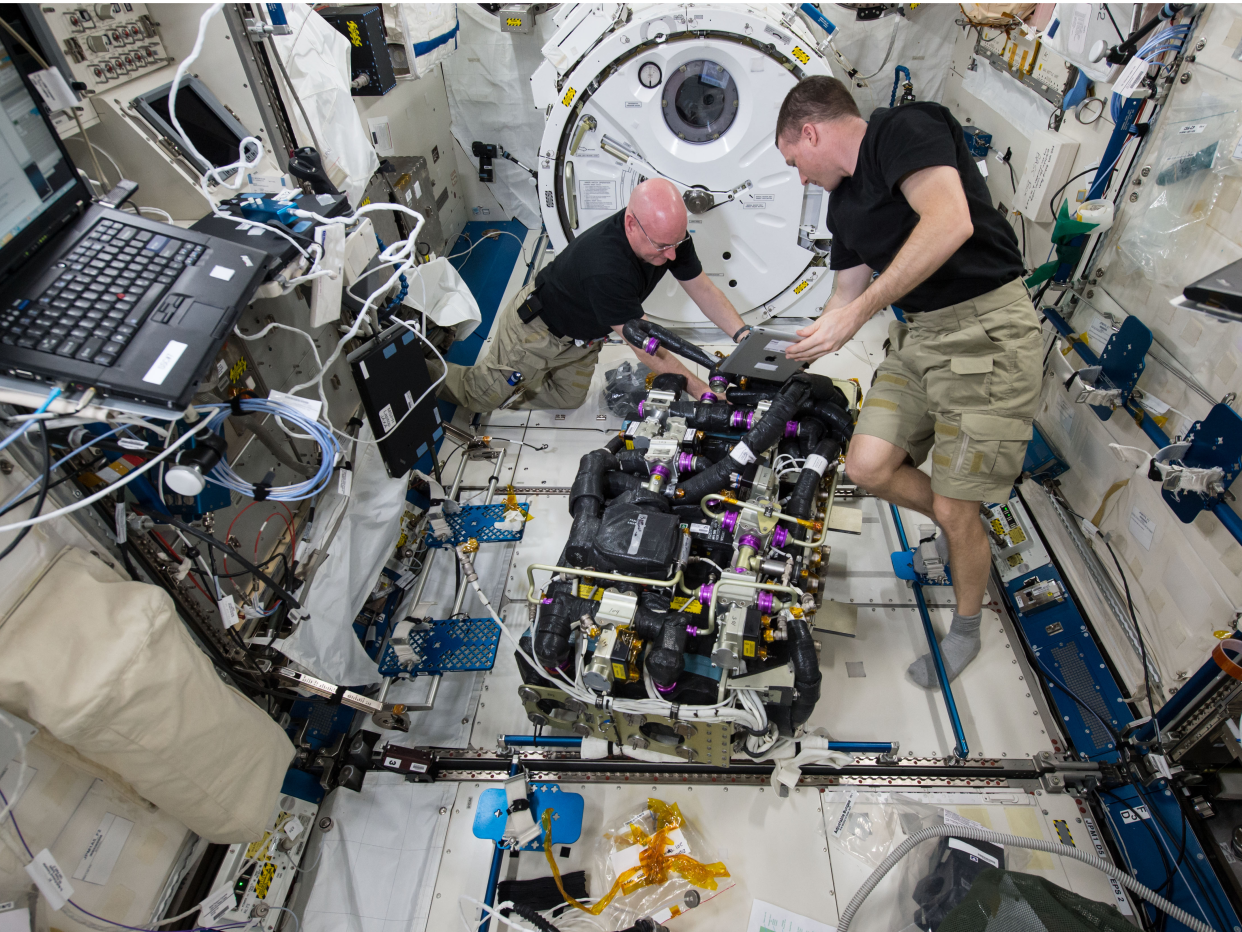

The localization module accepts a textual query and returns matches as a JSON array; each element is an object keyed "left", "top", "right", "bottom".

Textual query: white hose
[{"left": 836, "top": 824, "right": 1213, "bottom": 932}]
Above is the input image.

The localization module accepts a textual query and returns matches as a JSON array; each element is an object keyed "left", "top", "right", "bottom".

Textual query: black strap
[
  {"left": 229, "top": 396, "right": 246, "bottom": 417},
  {"left": 253, "top": 481, "right": 271, "bottom": 502},
  {"left": 328, "top": 685, "right": 348, "bottom": 706},
  {"left": 507, "top": 798, "right": 531, "bottom": 814},
  {"left": 733, "top": 324, "right": 753, "bottom": 343},
  {"left": 347, "top": 416, "right": 364, "bottom": 429}
]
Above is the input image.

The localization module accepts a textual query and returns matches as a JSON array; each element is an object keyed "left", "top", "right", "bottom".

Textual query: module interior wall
[{"left": 1033, "top": 5, "right": 1242, "bottom": 694}]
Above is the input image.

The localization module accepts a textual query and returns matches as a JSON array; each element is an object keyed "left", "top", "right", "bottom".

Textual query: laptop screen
[{"left": 0, "top": 51, "right": 79, "bottom": 252}]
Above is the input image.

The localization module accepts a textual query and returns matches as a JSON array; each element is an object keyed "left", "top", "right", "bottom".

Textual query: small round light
[{"left": 638, "top": 62, "right": 662, "bottom": 89}]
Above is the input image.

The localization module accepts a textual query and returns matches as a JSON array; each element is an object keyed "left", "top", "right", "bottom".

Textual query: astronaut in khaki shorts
[{"left": 776, "top": 76, "right": 1042, "bottom": 687}]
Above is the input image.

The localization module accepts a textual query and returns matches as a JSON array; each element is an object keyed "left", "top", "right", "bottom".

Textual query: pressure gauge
[{"left": 638, "top": 62, "right": 662, "bottom": 88}]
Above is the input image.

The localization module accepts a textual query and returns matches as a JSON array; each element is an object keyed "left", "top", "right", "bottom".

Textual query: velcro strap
[
  {"left": 507, "top": 799, "right": 530, "bottom": 814},
  {"left": 229, "top": 396, "right": 246, "bottom": 417},
  {"left": 1213, "top": 639, "right": 1242, "bottom": 682},
  {"left": 253, "top": 481, "right": 271, "bottom": 502}
]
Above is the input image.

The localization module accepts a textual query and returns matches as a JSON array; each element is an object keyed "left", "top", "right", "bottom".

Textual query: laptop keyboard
[{"left": 0, "top": 219, "right": 205, "bottom": 367}]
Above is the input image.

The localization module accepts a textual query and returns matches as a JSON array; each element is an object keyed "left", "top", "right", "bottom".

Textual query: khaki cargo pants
[
  {"left": 856, "top": 278, "right": 1042, "bottom": 503},
  {"left": 427, "top": 282, "right": 602, "bottom": 413}
]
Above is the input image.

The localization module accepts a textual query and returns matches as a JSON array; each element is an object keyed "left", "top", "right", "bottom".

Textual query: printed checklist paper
[{"left": 747, "top": 899, "right": 836, "bottom": 932}]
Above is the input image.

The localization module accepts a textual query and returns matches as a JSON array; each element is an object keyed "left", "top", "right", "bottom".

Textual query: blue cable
[
  {"left": 375, "top": 233, "right": 408, "bottom": 314},
  {"left": 891, "top": 66, "right": 911, "bottom": 108},
  {"left": 202, "top": 397, "right": 340, "bottom": 501},
  {"left": 0, "top": 386, "right": 61, "bottom": 454},
  {"left": 0, "top": 424, "right": 127, "bottom": 512}
]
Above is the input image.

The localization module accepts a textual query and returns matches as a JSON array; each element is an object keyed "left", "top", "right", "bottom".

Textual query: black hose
[
  {"left": 508, "top": 902, "right": 562, "bottom": 932},
  {"left": 787, "top": 615, "right": 821, "bottom": 731},
  {"left": 621, "top": 318, "right": 719, "bottom": 372},
  {"left": 534, "top": 579, "right": 598, "bottom": 670},
  {"left": 566, "top": 449, "right": 617, "bottom": 566},
  {"left": 632, "top": 592, "right": 690, "bottom": 689},
  {"left": 615, "top": 449, "right": 651, "bottom": 476}
]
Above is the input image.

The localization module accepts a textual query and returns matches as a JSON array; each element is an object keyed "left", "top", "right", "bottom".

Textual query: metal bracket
[
  {"left": 1162, "top": 402, "right": 1242, "bottom": 523},
  {"left": 1087, "top": 315, "right": 1153, "bottom": 421}
]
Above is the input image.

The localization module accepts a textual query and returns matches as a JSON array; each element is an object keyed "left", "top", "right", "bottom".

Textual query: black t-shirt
[
  {"left": 827, "top": 103, "right": 1023, "bottom": 313},
  {"left": 535, "top": 208, "right": 703, "bottom": 340}
]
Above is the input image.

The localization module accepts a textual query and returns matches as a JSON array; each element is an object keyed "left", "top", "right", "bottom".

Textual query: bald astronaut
[{"left": 426, "top": 179, "right": 752, "bottom": 411}]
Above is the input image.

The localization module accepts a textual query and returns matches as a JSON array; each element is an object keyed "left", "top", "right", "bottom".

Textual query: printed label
[
  {"left": 731, "top": 442, "right": 756, "bottom": 465},
  {"left": 580, "top": 180, "right": 618, "bottom": 211},
  {"left": 141, "top": 340, "right": 188, "bottom": 385},
  {"left": 1112, "top": 55, "right": 1149, "bottom": 99},
  {"left": 689, "top": 523, "right": 710, "bottom": 535},
  {"left": 765, "top": 339, "right": 794, "bottom": 352},
  {"left": 384, "top": 756, "right": 402, "bottom": 768},
  {"left": 1119, "top": 805, "right": 1152, "bottom": 823},
  {"left": 283, "top": 818, "right": 304, "bottom": 840},
  {"left": 359, "top": 360, "right": 370, "bottom": 380},
  {"left": 378, "top": 403, "right": 397, "bottom": 433},
  {"left": 404, "top": 390, "right": 415, "bottom": 411},
  {"left": 948, "top": 837, "right": 999, "bottom": 868},
  {"left": 754, "top": 362, "right": 779, "bottom": 371},
  {"left": 338, "top": 467, "right": 352, "bottom": 496},
  {"left": 831, "top": 790, "right": 858, "bottom": 837},
  {"left": 627, "top": 513, "right": 648, "bottom": 555},
  {"left": 25, "top": 849, "right": 73, "bottom": 911},
  {"left": 1068, "top": 5, "right": 1089, "bottom": 53},
  {"left": 115, "top": 503, "right": 127, "bottom": 543},
  {"left": 943, "top": 809, "right": 987, "bottom": 830},
  {"left": 1177, "top": 123, "right": 1207, "bottom": 134},
  {"left": 624, "top": 101, "right": 641, "bottom": 108},
  {"left": 396, "top": 568, "right": 416, "bottom": 589},
  {"left": 218, "top": 596, "right": 240, "bottom": 629},
  {"left": 1086, "top": 314, "right": 1113, "bottom": 348},
  {"left": 805, "top": 453, "right": 829, "bottom": 476},
  {"left": 198, "top": 886, "right": 235, "bottom": 925},
  {"left": 240, "top": 254, "right": 253, "bottom": 267},
  {"left": 209, "top": 265, "right": 236, "bottom": 282},
  {"left": 1128, "top": 507, "right": 1156, "bottom": 551},
  {"left": 1083, "top": 816, "right": 1133, "bottom": 915},
  {"left": 742, "top": 202, "right": 766, "bottom": 210},
  {"left": 73, "top": 813, "right": 134, "bottom": 885}
]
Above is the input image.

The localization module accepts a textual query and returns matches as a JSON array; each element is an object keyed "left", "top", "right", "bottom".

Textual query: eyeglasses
[{"left": 633, "top": 214, "right": 691, "bottom": 253}]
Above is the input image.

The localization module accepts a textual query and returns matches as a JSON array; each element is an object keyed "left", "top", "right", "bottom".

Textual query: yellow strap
[{"left": 1090, "top": 479, "right": 1130, "bottom": 529}]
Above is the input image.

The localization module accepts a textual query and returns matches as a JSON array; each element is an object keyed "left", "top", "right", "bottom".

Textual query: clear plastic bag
[
  {"left": 1116, "top": 96, "right": 1242, "bottom": 287},
  {"left": 539, "top": 797, "right": 733, "bottom": 928},
  {"left": 601, "top": 360, "right": 652, "bottom": 420},
  {"left": 823, "top": 791, "right": 945, "bottom": 869}
]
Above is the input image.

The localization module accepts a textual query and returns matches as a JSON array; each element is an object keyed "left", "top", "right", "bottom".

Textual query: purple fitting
[
  {"left": 655, "top": 680, "right": 677, "bottom": 695},
  {"left": 785, "top": 420, "right": 799, "bottom": 438},
  {"left": 699, "top": 391, "right": 718, "bottom": 402},
  {"left": 650, "top": 463, "right": 671, "bottom": 480},
  {"left": 677, "top": 452, "right": 695, "bottom": 473},
  {"left": 541, "top": 597, "right": 554, "bottom": 604},
  {"left": 637, "top": 399, "right": 646, "bottom": 418},
  {"left": 772, "top": 526, "right": 788, "bottom": 548},
  {"left": 643, "top": 337, "right": 660, "bottom": 355},
  {"left": 686, "top": 625, "right": 701, "bottom": 636},
  {"left": 721, "top": 510, "right": 739, "bottom": 534},
  {"left": 698, "top": 583, "right": 714, "bottom": 603},
  {"left": 709, "top": 374, "right": 729, "bottom": 393},
  {"left": 756, "top": 591, "right": 775, "bottom": 613},
  {"left": 739, "top": 532, "right": 761, "bottom": 552},
  {"left": 730, "top": 410, "right": 754, "bottom": 430}
]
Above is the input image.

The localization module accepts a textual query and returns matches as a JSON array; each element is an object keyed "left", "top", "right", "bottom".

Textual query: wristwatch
[{"left": 732, "top": 325, "right": 753, "bottom": 343}]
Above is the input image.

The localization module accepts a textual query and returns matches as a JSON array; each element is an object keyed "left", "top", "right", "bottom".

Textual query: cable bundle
[{"left": 203, "top": 397, "right": 340, "bottom": 502}]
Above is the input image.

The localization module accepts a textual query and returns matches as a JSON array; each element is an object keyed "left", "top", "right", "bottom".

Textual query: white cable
[
  {"left": 836, "top": 824, "right": 1213, "bottom": 932},
  {"left": 458, "top": 897, "right": 541, "bottom": 932},
  {"left": 0, "top": 712, "right": 30, "bottom": 826},
  {"left": 272, "top": 906, "right": 300, "bottom": 932},
  {"left": 0, "top": 416, "right": 214, "bottom": 534},
  {"left": 136, "top": 206, "right": 175, "bottom": 223}
]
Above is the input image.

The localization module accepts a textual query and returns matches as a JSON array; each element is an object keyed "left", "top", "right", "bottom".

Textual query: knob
[
  {"left": 165, "top": 431, "right": 228, "bottom": 497},
  {"left": 86, "top": 35, "right": 109, "bottom": 53}
]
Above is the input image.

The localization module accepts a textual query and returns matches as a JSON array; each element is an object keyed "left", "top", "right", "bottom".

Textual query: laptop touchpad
[{"left": 170, "top": 300, "right": 226, "bottom": 333}]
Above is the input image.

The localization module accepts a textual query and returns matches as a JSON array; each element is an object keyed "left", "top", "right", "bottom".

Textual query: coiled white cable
[{"left": 836, "top": 824, "right": 1213, "bottom": 932}]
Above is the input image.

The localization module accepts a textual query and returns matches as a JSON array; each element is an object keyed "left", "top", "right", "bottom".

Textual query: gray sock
[{"left": 908, "top": 611, "right": 982, "bottom": 689}]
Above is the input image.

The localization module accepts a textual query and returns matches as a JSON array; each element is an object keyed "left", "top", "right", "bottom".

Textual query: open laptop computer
[
  {"left": 0, "top": 31, "right": 267, "bottom": 411},
  {"left": 1184, "top": 258, "right": 1242, "bottom": 321}
]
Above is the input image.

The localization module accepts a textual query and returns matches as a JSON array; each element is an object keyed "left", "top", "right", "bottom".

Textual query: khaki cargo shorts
[{"left": 855, "top": 278, "right": 1042, "bottom": 503}]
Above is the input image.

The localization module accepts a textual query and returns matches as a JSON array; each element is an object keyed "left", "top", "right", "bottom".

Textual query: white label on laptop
[
  {"left": 948, "top": 837, "right": 999, "bottom": 868},
  {"left": 378, "top": 403, "right": 397, "bottom": 434},
  {"left": 210, "top": 265, "right": 236, "bottom": 281},
  {"left": 247, "top": 227, "right": 265, "bottom": 236},
  {"left": 73, "top": 812, "right": 134, "bottom": 885},
  {"left": 764, "top": 339, "right": 795, "bottom": 352},
  {"left": 142, "top": 340, "right": 187, "bottom": 385},
  {"left": 240, "top": 254, "right": 253, "bottom": 267},
  {"left": 754, "top": 362, "right": 779, "bottom": 371},
  {"left": 359, "top": 360, "right": 370, "bottom": 380},
  {"left": 25, "top": 849, "right": 73, "bottom": 911},
  {"left": 269, "top": 389, "right": 323, "bottom": 422},
  {"left": 404, "top": 390, "right": 414, "bottom": 411}
]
